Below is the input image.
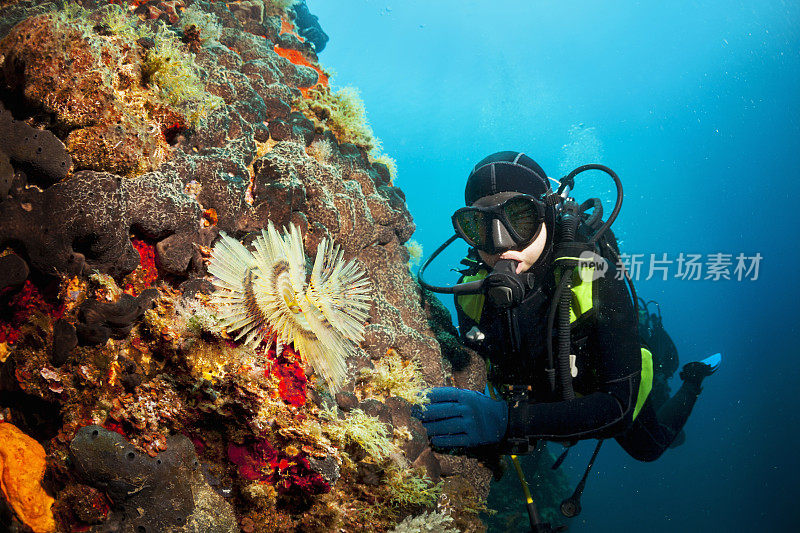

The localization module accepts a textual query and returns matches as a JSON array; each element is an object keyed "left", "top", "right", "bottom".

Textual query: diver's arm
[
  {"left": 507, "top": 267, "right": 642, "bottom": 441},
  {"left": 507, "top": 375, "right": 638, "bottom": 440}
]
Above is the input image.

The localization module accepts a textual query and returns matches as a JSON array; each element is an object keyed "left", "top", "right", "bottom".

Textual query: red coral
[
  {"left": 266, "top": 346, "right": 307, "bottom": 407},
  {"left": 228, "top": 439, "right": 278, "bottom": 482},
  {"left": 227, "top": 439, "right": 329, "bottom": 497},
  {"left": 102, "top": 420, "right": 127, "bottom": 439},
  {"left": 124, "top": 239, "right": 159, "bottom": 295},
  {"left": 0, "top": 280, "right": 63, "bottom": 344},
  {"left": 274, "top": 452, "right": 329, "bottom": 498}
]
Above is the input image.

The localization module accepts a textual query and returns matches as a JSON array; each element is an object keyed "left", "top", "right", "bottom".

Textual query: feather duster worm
[{"left": 208, "top": 223, "right": 371, "bottom": 391}]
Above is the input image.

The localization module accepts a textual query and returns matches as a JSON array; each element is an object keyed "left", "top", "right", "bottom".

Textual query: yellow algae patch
[{"left": 0, "top": 423, "right": 56, "bottom": 533}]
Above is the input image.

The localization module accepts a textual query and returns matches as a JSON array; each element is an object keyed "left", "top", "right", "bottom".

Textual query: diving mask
[{"left": 451, "top": 194, "right": 546, "bottom": 254}]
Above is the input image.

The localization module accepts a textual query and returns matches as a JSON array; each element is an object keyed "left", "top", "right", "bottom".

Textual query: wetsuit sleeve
[{"left": 507, "top": 265, "right": 642, "bottom": 441}]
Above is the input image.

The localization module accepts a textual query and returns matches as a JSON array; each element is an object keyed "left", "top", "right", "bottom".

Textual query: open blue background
[{"left": 309, "top": 1, "right": 799, "bottom": 530}]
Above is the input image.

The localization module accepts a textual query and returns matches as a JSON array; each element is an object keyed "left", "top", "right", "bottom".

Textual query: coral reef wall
[{"left": 0, "top": 1, "right": 494, "bottom": 532}]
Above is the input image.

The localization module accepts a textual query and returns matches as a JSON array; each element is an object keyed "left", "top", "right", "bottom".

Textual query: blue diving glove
[{"left": 413, "top": 387, "right": 509, "bottom": 448}]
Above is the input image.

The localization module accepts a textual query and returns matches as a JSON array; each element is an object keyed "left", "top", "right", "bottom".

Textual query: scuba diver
[{"left": 415, "top": 151, "right": 720, "bottom": 531}]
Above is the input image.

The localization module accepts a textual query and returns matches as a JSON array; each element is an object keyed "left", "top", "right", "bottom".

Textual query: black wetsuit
[{"left": 456, "top": 260, "right": 701, "bottom": 462}]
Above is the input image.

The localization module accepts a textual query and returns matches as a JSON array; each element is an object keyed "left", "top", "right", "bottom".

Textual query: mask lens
[
  {"left": 454, "top": 209, "right": 488, "bottom": 248},
  {"left": 503, "top": 196, "right": 541, "bottom": 243}
]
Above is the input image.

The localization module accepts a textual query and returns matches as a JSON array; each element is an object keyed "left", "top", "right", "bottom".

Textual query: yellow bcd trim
[
  {"left": 633, "top": 347, "right": 654, "bottom": 420},
  {"left": 456, "top": 269, "right": 488, "bottom": 323}
]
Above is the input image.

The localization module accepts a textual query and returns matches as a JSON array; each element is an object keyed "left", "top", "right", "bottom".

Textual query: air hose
[
  {"left": 552, "top": 199, "right": 582, "bottom": 400},
  {"left": 558, "top": 164, "right": 623, "bottom": 247},
  {"left": 547, "top": 164, "right": 625, "bottom": 400}
]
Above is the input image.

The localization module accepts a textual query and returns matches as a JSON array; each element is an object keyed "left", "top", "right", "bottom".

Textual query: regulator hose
[
  {"left": 559, "top": 164, "right": 623, "bottom": 246},
  {"left": 417, "top": 234, "right": 484, "bottom": 295},
  {"left": 553, "top": 200, "right": 581, "bottom": 400},
  {"left": 547, "top": 164, "right": 626, "bottom": 399}
]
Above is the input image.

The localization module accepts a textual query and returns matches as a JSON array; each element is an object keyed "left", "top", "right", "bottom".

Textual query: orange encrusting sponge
[
  {"left": 280, "top": 17, "right": 303, "bottom": 40},
  {"left": 0, "top": 423, "right": 56, "bottom": 533},
  {"left": 273, "top": 46, "right": 329, "bottom": 97}
]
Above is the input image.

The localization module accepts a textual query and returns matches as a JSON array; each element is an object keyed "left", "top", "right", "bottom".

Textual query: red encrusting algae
[
  {"left": 266, "top": 345, "right": 307, "bottom": 408},
  {"left": 0, "top": 281, "right": 64, "bottom": 345},
  {"left": 102, "top": 420, "right": 128, "bottom": 439},
  {"left": 227, "top": 439, "right": 329, "bottom": 498},
  {"left": 124, "top": 239, "right": 159, "bottom": 295}
]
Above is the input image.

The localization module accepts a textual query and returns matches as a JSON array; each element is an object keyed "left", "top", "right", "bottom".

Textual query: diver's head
[{"left": 453, "top": 151, "right": 556, "bottom": 270}]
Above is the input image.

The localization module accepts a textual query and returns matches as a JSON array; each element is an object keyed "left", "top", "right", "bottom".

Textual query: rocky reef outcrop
[{"left": 0, "top": 1, "right": 567, "bottom": 532}]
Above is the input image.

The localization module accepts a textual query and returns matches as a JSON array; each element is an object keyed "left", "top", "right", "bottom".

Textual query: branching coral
[
  {"left": 372, "top": 153, "right": 398, "bottom": 182},
  {"left": 88, "top": 270, "right": 123, "bottom": 301},
  {"left": 208, "top": 222, "right": 371, "bottom": 391},
  {"left": 297, "top": 86, "right": 381, "bottom": 152},
  {"left": 384, "top": 464, "right": 442, "bottom": 507},
  {"left": 360, "top": 348, "right": 429, "bottom": 407},
  {"left": 307, "top": 138, "right": 334, "bottom": 164},
  {"left": 176, "top": 298, "right": 224, "bottom": 338},
  {"left": 97, "top": 3, "right": 149, "bottom": 39},
  {"left": 143, "top": 22, "right": 224, "bottom": 125},
  {"left": 51, "top": 0, "right": 93, "bottom": 36},
  {"left": 180, "top": 4, "right": 222, "bottom": 44},
  {"left": 405, "top": 240, "right": 423, "bottom": 270},
  {"left": 321, "top": 407, "right": 397, "bottom": 461},
  {"left": 389, "top": 511, "right": 458, "bottom": 533}
]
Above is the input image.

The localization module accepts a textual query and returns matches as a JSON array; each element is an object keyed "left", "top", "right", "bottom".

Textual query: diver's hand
[{"left": 412, "top": 387, "right": 508, "bottom": 448}]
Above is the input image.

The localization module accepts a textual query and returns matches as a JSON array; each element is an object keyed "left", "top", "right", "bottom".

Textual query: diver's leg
[
  {"left": 654, "top": 380, "right": 701, "bottom": 437},
  {"left": 656, "top": 359, "right": 716, "bottom": 436},
  {"left": 618, "top": 360, "right": 715, "bottom": 461},
  {"left": 615, "top": 400, "right": 672, "bottom": 462}
]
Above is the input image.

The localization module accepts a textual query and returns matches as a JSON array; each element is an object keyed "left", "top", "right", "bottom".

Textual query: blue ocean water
[{"left": 310, "top": 1, "right": 799, "bottom": 531}]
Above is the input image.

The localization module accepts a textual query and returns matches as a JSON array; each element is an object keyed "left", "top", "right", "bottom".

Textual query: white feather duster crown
[{"left": 208, "top": 223, "right": 371, "bottom": 392}]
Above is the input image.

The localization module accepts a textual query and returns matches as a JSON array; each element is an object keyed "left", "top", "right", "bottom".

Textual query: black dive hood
[{"left": 417, "top": 164, "right": 625, "bottom": 310}]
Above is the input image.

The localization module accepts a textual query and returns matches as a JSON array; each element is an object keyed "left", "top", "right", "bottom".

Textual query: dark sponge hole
[{"left": 72, "top": 233, "right": 99, "bottom": 260}]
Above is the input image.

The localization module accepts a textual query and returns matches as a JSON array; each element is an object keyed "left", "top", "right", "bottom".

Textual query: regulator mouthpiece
[{"left": 483, "top": 259, "right": 535, "bottom": 308}]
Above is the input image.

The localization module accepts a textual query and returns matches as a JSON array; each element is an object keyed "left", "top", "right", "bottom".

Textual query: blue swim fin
[
  {"left": 680, "top": 353, "right": 721, "bottom": 386},
  {"left": 700, "top": 352, "right": 722, "bottom": 373}
]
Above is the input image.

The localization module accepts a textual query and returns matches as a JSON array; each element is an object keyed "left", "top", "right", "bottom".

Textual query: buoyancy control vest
[{"left": 455, "top": 247, "right": 653, "bottom": 421}]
